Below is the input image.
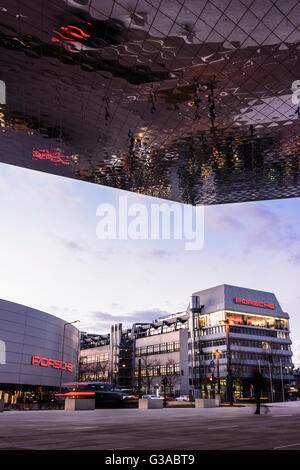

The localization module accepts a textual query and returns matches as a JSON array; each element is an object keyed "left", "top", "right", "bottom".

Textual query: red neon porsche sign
[
  {"left": 31, "top": 356, "right": 73, "bottom": 371},
  {"left": 234, "top": 298, "right": 275, "bottom": 309}
]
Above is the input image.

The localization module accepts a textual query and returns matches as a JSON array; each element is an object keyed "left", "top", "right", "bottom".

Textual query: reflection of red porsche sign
[
  {"left": 234, "top": 298, "right": 275, "bottom": 309},
  {"left": 32, "top": 356, "right": 73, "bottom": 371}
]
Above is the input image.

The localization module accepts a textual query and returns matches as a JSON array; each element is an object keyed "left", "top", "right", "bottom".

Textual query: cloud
[
  {"left": 0, "top": 173, "right": 10, "bottom": 192},
  {"left": 146, "top": 249, "right": 175, "bottom": 257},
  {"left": 57, "top": 237, "right": 88, "bottom": 254},
  {"left": 53, "top": 235, "right": 171, "bottom": 262},
  {"left": 0, "top": 162, "right": 82, "bottom": 209},
  {"left": 207, "top": 201, "right": 300, "bottom": 265},
  {"left": 283, "top": 224, "right": 300, "bottom": 264},
  {"left": 47, "top": 305, "right": 80, "bottom": 316},
  {"left": 86, "top": 308, "right": 172, "bottom": 333},
  {"left": 95, "top": 245, "right": 131, "bottom": 261},
  {"left": 95, "top": 247, "right": 176, "bottom": 262},
  {"left": 206, "top": 209, "right": 245, "bottom": 232},
  {"left": 207, "top": 201, "right": 279, "bottom": 235}
]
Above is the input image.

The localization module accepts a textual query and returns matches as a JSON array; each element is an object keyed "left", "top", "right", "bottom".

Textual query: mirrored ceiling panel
[{"left": 0, "top": 0, "right": 300, "bottom": 204}]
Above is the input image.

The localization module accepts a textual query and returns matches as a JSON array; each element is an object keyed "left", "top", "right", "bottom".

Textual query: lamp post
[
  {"left": 220, "top": 319, "right": 233, "bottom": 406},
  {"left": 280, "top": 358, "right": 285, "bottom": 402},
  {"left": 113, "top": 369, "right": 118, "bottom": 389},
  {"left": 268, "top": 354, "right": 274, "bottom": 403},
  {"left": 59, "top": 320, "right": 80, "bottom": 394},
  {"left": 213, "top": 349, "right": 222, "bottom": 395},
  {"left": 120, "top": 363, "right": 126, "bottom": 389}
]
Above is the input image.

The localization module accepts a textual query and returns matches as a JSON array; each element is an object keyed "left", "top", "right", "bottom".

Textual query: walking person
[{"left": 251, "top": 367, "right": 269, "bottom": 415}]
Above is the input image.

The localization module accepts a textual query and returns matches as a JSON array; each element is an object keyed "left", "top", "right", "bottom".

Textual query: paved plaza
[{"left": 1, "top": 402, "right": 300, "bottom": 450}]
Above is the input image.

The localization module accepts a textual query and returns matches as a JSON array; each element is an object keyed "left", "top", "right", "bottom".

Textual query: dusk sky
[{"left": 0, "top": 161, "right": 299, "bottom": 367}]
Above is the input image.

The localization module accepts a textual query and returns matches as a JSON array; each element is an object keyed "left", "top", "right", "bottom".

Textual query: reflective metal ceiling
[{"left": 0, "top": 0, "right": 300, "bottom": 204}]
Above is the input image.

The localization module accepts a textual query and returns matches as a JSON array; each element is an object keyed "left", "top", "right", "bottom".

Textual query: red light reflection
[{"left": 32, "top": 148, "right": 71, "bottom": 165}]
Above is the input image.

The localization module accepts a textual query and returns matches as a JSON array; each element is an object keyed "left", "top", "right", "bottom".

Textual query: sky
[{"left": 0, "top": 161, "right": 299, "bottom": 367}]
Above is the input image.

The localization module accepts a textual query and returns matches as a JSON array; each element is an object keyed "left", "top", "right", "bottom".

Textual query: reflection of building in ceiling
[
  {"left": 0, "top": 0, "right": 300, "bottom": 204},
  {"left": 32, "top": 148, "right": 78, "bottom": 166}
]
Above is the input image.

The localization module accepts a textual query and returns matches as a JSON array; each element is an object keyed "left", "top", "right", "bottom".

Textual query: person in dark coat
[{"left": 252, "top": 367, "right": 267, "bottom": 414}]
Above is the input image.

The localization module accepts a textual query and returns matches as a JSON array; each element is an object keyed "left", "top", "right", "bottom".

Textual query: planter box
[
  {"left": 195, "top": 398, "right": 216, "bottom": 408},
  {"left": 139, "top": 399, "right": 163, "bottom": 409},
  {"left": 65, "top": 398, "right": 95, "bottom": 411}
]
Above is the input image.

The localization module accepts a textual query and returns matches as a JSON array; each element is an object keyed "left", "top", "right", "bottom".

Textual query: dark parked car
[
  {"left": 93, "top": 390, "right": 135, "bottom": 408},
  {"left": 55, "top": 382, "right": 137, "bottom": 408}
]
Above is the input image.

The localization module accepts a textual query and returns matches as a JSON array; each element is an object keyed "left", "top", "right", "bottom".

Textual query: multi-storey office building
[
  {"left": 80, "top": 325, "right": 133, "bottom": 388},
  {"left": 79, "top": 284, "right": 294, "bottom": 401},
  {"left": 188, "top": 285, "right": 294, "bottom": 400},
  {"left": 80, "top": 312, "right": 190, "bottom": 396},
  {"left": 132, "top": 312, "right": 189, "bottom": 396},
  {"left": 80, "top": 332, "right": 111, "bottom": 382}
]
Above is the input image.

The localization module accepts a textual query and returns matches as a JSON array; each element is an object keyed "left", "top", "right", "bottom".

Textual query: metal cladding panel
[
  {"left": 0, "top": 319, "right": 26, "bottom": 334},
  {"left": 0, "top": 309, "right": 27, "bottom": 325},
  {"left": 190, "top": 285, "right": 225, "bottom": 314},
  {"left": 0, "top": 299, "right": 29, "bottom": 315},
  {"left": 223, "top": 285, "right": 288, "bottom": 318},
  {"left": 0, "top": 299, "right": 80, "bottom": 387},
  {"left": 190, "top": 284, "right": 288, "bottom": 319}
]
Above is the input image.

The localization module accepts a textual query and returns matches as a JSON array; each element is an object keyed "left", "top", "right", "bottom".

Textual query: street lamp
[
  {"left": 212, "top": 349, "right": 222, "bottom": 395},
  {"left": 268, "top": 354, "right": 274, "bottom": 403},
  {"left": 59, "top": 320, "right": 80, "bottom": 394},
  {"left": 114, "top": 369, "right": 119, "bottom": 390},
  {"left": 220, "top": 319, "right": 233, "bottom": 406}
]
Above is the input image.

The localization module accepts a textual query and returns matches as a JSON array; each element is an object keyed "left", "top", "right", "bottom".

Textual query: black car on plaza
[{"left": 55, "top": 382, "right": 137, "bottom": 408}]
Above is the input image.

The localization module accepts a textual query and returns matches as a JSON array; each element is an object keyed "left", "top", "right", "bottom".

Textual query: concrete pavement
[{"left": 0, "top": 403, "right": 300, "bottom": 450}]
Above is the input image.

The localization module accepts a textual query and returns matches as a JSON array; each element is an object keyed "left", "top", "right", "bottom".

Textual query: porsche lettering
[
  {"left": 31, "top": 355, "right": 73, "bottom": 371},
  {"left": 234, "top": 298, "right": 275, "bottom": 309}
]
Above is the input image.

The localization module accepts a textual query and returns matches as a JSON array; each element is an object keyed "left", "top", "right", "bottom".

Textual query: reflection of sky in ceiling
[{"left": 0, "top": 0, "right": 300, "bottom": 204}]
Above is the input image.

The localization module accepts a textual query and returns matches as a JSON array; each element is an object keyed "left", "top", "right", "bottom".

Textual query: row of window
[
  {"left": 134, "top": 364, "right": 181, "bottom": 377},
  {"left": 193, "top": 312, "right": 224, "bottom": 329},
  {"left": 136, "top": 322, "right": 188, "bottom": 338},
  {"left": 190, "top": 365, "right": 293, "bottom": 377},
  {"left": 196, "top": 340, "right": 290, "bottom": 352},
  {"left": 196, "top": 326, "right": 226, "bottom": 336},
  {"left": 230, "top": 352, "right": 292, "bottom": 362},
  {"left": 188, "top": 339, "right": 226, "bottom": 351},
  {"left": 200, "top": 339, "right": 226, "bottom": 348},
  {"left": 189, "top": 349, "right": 293, "bottom": 364},
  {"left": 135, "top": 341, "right": 180, "bottom": 357},
  {"left": 80, "top": 353, "right": 109, "bottom": 364},
  {"left": 80, "top": 371, "right": 109, "bottom": 381},
  {"left": 81, "top": 339, "right": 110, "bottom": 350},
  {"left": 193, "top": 312, "right": 289, "bottom": 331},
  {"left": 230, "top": 365, "right": 293, "bottom": 375},
  {"left": 230, "top": 326, "right": 289, "bottom": 339},
  {"left": 230, "top": 340, "right": 291, "bottom": 350},
  {"left": 226, "top": 313, "right": 288, "bottom": 331},
  {"left": 195, "top": 325, "right": 290, "bottom": 339},
  {"left": 188, "top": 352, "right": 228, "bottom": 362}
]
